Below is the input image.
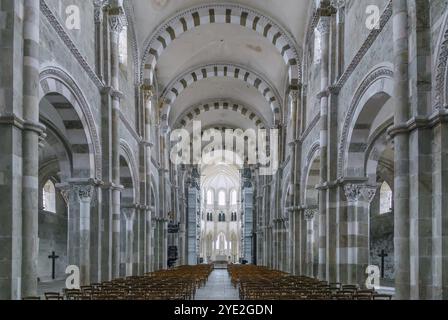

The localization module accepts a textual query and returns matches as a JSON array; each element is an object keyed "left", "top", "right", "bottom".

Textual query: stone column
[
  {"left": 305, "top": 208, "right": 318, "bottom": 277},
  {"left": 330, "top": 0, "right": 345, "bottom": 78},
  {"left": 336, "top": 183, "right": 348, "bottom": 284},
  {"left": 407, "top": 0, "right": 433, "bottom": 300},
  {"left": 432, "top": 111, "right": 448, "bottom": 300},
  {"left": 391, "top": 0, "right": 411, "bottom": 300},
  {"left": 122, "top": 207, "right": 135, "bottom": 276},
  {"left": 344, "top": 183, "right": 376, "bottom": 287},
  {"left": 357, "top": 186, "right": 376, "bottom": 286},
  {"left": 141, "top": 85, "right": 154, "bottom": 273},
  {"left": 266, "top": 226, "right": 272, "bottom": 269},
  {"left": 94, "top": 0, "right": 106, "bottom": 80},
  {"left": 343, "top": 183, "right": 361, "bottom": 285},
  {"left": 136, "top": 205, "right": 146, "bottom": 276},
  {"left": 108, "top": 6, "right": 125, "bottom": 279},
  {"left": 293, "top": 207, "right": 306, "bottom": 275},
  {"left": 21, "top": 0, "right": 42, "bottom": 298},
  {"left": 64, "top": 181, "right": 94, "bottom": 286},
  {"left": 78, "top": 185, "right": 94, "bottom": 285},
  {"left": 317, "top": 13, "right": 331, "bottom": 281}
]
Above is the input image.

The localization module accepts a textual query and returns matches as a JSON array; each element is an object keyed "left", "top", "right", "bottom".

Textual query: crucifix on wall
[
  {"left": 48, "top": 251, "right": 59, "bottom": 280},
  {"left": 377, "top": 250, "right": 388, "bottom": 279}
]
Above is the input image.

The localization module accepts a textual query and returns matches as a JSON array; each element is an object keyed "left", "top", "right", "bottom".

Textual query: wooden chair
[{"left": 45, "top": 292, "right": 63, "bottom": 300}]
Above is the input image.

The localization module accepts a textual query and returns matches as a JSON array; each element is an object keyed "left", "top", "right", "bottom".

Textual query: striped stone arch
[
  {"left": 140, "top": 3, "right": 301, "bottom": 90},
  {"left": 120, "top": 140, "right": 139, "bottom": 205},
  {"left": 161, "top": 64, "right": 282, "bottom": 125},
  {"left": 302, "top": 142, "right": 320, "bottom": 207},
  {"left": 39, "top": 67, "right": 102, "bottom": 180},
  {"left": 39, "top": 118, "right": 73, "bottom": 182},
  {"left": 337, "top": 64, "right": 394, "bottom": 178},
  {"left": 365, "top": 120, "right": 394, "bottom": 186},
  {"left": 173, "top": 100, "right": 267, "bottom": 130}
]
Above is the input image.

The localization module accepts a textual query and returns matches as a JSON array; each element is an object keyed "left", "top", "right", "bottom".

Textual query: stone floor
[{"left": 195, "top": 270, "right": 240, "bottom": 300}]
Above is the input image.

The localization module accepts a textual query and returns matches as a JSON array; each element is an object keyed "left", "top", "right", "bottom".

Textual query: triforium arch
[
  {"left": 39, "top": 67, "right": 102, "bottom": 180},
  {"left": 433, "top": 10, "right": 448, "bottom": 109},
  {"left": 338, "top": 64, "right": 394, "bottom": 178},
  {"left": 173, "top": 99, "right": 268, "bottom": 130},
  {"left": 160, "top": 63, "right": 283, "bottom": 126},
  {"left": 118, "top": 142, "right": 138, "bottom": 277},
  {"left": 302, "top": 142, "right": 320, "bottom": 206},
  {"left": 140, "top": 3, "right": 301, "bottom": 90}
]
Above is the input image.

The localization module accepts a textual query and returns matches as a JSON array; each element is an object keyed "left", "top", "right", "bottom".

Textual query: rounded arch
[
  {"left": 304, "top": 153, "right": 320, "bottom": 208},
  {"left": 338, "top": 64, "right": 394, "bottom": 178},
  {"left": 140, "top": 3, "right": 301, "bottom": 89},
  {"left": 119, "top": 141, "right": 139, "bottom": 205},
  {"left": 149, "top": 173, "right": 159, "bottom": 214},
  {"left": 161, "top": 63, "right": 283, "bottom": 126},
  {"left": 39, "top": 66, "right": 102, "bottom": 180},
  {"left": 434, "top": 10, "right": 448, "bottom": 109},
  {"left": 301, "top": 141, "right": 320, "bottom": 204},
  {"left": 173, "top": 99, "right": 268, "bottom": 130}
]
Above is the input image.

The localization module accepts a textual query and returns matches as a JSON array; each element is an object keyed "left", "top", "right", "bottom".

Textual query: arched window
[
  {"left": 380, "top": 182, "right": 393, "bottom": 214},
  {"left": 119, "top": 26, "right": 128, "bottom": 66},
  {"left": 230, "top": 190, "right": 237, "bottom": 205},
  {"left": 218, "top": 190, "right": 226, "bottom": 206},
  {"left": 43, "top": 180, "right": 56, "bottom": 213},
  {"left": 207, "top": 190, "right": 214, "bottom": 205}
]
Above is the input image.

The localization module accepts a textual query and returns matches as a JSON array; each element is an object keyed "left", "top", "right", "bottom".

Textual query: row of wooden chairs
[
  {"left": 229, "top": 265, "right": 393, "bottom": 301},
  {"left": 24, "top": 265, "right": 214, "bottom": 300}
]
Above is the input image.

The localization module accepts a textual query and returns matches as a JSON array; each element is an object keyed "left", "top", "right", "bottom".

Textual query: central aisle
[{"left": 195, "top": 269, "right": 240, "bottom": 300}]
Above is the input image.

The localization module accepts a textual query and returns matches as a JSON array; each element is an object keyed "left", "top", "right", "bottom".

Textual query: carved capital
[
  {"left": 331, "top": 0, "right": 345, "bottom": 10},
  {"left": 344, "top": 183, "right": 362, "bottom": 202},
  {"left": 317, "top": 16, "right": 331, "bottom": 35},
  {"left": 360, "top": 185, "right": 377, "bottom": 203},
  {"left": 94, "top": 0, "right": 108, "bottom": 24},
  {"left": 76, "top": 185, "right": 94, "bottom": 202},
  {"left": 304, "top": 208, "right": 318, "bottom": 221},
  {"left": 141, "top": 84, "right": 154, "bottom": 101},
  {"left": 108, "top": 6, "right": 126, "bottom": 34},
  {"left": 289, "top": 90, "right": 300, "bottom": 103}
]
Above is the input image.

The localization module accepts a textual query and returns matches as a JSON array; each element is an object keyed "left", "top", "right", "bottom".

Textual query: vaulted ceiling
[{"left": 129, "top": 0, "right": 313, "bottom": 131}]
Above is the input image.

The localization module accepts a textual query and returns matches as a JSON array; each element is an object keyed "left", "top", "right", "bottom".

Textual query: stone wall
[
  {"left": 37, "top": 197, "right": 68, "bottom": 282},
  {"left": 370, "top": 192, "right": 394, "bottom": 281}
]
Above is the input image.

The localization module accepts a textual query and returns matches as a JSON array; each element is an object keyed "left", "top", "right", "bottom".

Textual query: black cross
[
  {"left": 378, "top": 250, "right": 388, "bottom": 279},
  {"left": 48, "top": 251, "right": 59, "bottom": 280}
]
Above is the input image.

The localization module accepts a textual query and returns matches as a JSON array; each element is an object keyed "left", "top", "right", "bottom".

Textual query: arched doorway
[{"left": 303, "top": 148, "right": 320, "bottom": 278}]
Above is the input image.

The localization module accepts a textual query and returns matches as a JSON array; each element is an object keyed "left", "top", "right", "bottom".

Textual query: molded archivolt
[
  {"left": 120, "top": 140, "right": 140, "bottom": 204},
  {"left": 337, "top": 65, "right": 394, "bottom": 178},
  {"left": 140, "top": 3, "right": 301, "bottom": 89},
  {"left": 301, "top": 141, "right": 320, "bottom": 206},
  {"left": 161, "top": 63, "right": 282, "bottom": 125},
  {"left": 39, "top": 67, "right": 102, "bottom": 180},
  {"left": 173, "top": 100, "right": 268, "bottom": 130}
]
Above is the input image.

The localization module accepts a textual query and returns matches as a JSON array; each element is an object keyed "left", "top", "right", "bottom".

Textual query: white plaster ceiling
[
  {"left": 168, "top": 77, "right": 274, "bottom": 126},
  {"left": 130, "top": 0, "right": 312, "bottom": 129}
]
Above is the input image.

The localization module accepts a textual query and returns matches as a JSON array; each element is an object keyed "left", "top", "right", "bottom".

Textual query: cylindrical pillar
[
  {"left": 21, "top": 0, "right": 41, "bottom": 298},
  {"left": 392, "top": 0, "right": 411, "bottom": 300}
]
